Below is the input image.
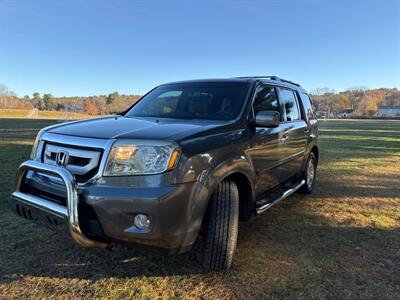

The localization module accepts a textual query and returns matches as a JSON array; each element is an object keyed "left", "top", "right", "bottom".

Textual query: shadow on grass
[
  {"left": 1, "top": 119, "right": 399, "bottom": 298},
  {"left": 313, "top": 178, "right": 400, "bottom": 198},
  {"left": 1, "top": 204, "right": 399, "bottom": 299},
  {"left": 0, "top": 213, "right": 204, "bottom": 281}
]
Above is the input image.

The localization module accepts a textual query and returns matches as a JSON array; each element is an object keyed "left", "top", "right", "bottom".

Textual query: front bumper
[
  {"left": 11, "top": 160, "right": 109, "bottom": 248},
  {"left": 11, "top": 160, "right": 200, "bottom": 254}
]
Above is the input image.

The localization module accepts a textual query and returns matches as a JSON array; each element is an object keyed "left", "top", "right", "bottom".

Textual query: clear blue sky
[{"left": 0, "top": 0, "right": 399, "bottom": 97}]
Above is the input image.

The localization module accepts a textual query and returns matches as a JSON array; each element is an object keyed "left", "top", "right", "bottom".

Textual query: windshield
[{"left": 125, "top": 82, "right": 250, "bottom": 121}]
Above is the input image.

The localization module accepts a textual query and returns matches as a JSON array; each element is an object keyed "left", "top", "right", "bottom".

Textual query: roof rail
[{"left": 235, "top": 76, "right": 300, "bottom": 87}]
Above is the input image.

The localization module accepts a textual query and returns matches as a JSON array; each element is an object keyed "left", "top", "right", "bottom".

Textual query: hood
[{"left": 46, "top": 116, "right": 225, "bottom": 141}]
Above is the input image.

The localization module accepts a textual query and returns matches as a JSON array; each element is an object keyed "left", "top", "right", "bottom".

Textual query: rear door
[
  {"left": 277, "top": 87, "right": 308, "bottom": 177},
  {"left": 299, "top": 92, "right": 318, "bottom": 142}
]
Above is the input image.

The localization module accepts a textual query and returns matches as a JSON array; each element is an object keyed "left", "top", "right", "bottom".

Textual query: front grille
[
  {"left": 21, "top": 171, "right": 68, "bottom": 207},
  {"left": 25, "top": 183, "right": 67, "bottom": 206},
  {"left": 43, "top": 143, "right": 102, "bottom": 182}
]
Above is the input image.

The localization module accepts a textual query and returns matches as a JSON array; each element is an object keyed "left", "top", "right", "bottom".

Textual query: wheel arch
[
  {"left": 203, "top": 168, "right": 255, "bottom": 222},
  {"left": 310, "top": 145, "right": 319, "bottom": 165},
  {"left": 224, "top": 172, "right": 254, "bottom": 221}
]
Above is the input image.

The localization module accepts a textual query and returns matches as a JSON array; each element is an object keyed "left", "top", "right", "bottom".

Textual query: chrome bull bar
[{"left": 12, "top": 160, "right": 109, "bottom": 248}]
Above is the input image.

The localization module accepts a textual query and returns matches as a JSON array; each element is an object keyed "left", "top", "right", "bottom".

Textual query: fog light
[{"left": 134, "top": 214, "right": 151, "bottom": 232}]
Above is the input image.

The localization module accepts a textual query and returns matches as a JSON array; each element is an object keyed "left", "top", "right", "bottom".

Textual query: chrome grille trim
[
  {"left": 35, "top": 132, "right": 116, "bottom": 184},
  {"left": 44, "top": 144, "right": 101, "bottom": 175},
  {"left": 42, "top": 132, "right": 111, "bottom": 149}
]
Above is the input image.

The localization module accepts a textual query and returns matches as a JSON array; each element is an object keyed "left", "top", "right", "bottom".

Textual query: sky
[{"left": 0, "top": 0, "right": 399, "bottom": 97}]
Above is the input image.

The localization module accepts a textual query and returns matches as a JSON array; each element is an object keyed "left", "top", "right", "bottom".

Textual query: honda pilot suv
[{"left": 11, "top": 76, "right": 318, "bottom": 271}]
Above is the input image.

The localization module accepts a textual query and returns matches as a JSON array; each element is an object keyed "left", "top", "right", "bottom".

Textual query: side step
[{"left": 255, "top": 180, "right": 305, "bottom": 215}]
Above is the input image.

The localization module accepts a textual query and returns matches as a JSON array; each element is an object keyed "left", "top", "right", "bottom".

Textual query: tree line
[
  {"left": 1, "top": 83, "right": 399, "bottom": 117},
  {"left": 0, "top": 84, "right": 141, "bottom": 115},
  {"left": 310, "top": 87, "right": 400, "bottom": 117}
]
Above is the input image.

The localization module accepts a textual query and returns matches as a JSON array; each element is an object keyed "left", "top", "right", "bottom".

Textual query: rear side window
[
  {"left": 253, "top": 86, "right": 280, "bottom": 115},
  {"left": 279, "top": 89, "right": 300, "bottom": 122},
  {"left": 300, "top": 93, "right": 316, "bottom": 121}
]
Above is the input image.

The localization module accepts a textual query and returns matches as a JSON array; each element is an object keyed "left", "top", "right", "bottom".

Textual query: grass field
[
  {"left": 0, "top": 119, "right": 399, "bottom": 299},
  {"left": 0, "top": 109, "right": 92, "bottom": 120}
]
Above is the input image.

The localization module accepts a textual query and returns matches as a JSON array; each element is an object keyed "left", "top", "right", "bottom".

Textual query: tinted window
[
  {"left": 125, "top": 83, "right": 249, "bottom": 121},
  {"left": 280, "top": 89, "right": 300, "bottom": 121},
  {"left": 300, "top": 93, "right": 315, "bottom": 121},
  {"left": 253, "top": 86, "right": 279, "bottom": 114}
]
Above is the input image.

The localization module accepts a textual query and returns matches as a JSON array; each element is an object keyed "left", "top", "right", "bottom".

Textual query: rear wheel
[
  {"left": 299, "top": 152, "right": 317, "bottom": 194},
  {"left": 201, "top": 180, "right": 239, "bottom": 271}
]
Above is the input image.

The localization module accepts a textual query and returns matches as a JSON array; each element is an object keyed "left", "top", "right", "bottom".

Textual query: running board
[{"left": 255, "top": 180, "right": 305, "bottom": 215}]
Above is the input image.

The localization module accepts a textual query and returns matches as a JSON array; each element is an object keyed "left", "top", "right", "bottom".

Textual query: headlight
[
  {"left": 30, "top": 128, "right": 46, "bottom": 159},
  {"left": 104, "top": 140, "right": 180, "bottom": 176}
]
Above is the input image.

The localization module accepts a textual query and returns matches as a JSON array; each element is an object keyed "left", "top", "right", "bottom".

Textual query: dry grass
[
  {"left": 0, "top": 109, "right": 92, "bottom": 120},
  {"left": 0, "top": 119, "right": 399, "bottom": 299}
]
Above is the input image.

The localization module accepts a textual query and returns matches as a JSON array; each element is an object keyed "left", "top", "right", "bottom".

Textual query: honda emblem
[{"left": 56, "top": 150, "right": 69, "bottom": 166}]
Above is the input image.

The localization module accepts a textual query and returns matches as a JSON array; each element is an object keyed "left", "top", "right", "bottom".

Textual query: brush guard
[{"left": 11, "top": 160, "right": 109, "bottom": 248}]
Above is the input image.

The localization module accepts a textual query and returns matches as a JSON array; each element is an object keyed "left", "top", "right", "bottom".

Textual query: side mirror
[{"left": 255, "top": 111, "right": 280, "bottom": 127}]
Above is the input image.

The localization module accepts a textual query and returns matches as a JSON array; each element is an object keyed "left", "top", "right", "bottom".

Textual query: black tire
[
  {"left": 299, "top": 152, "right": 317, "bottom": 194},
  {"left": 201, "top": 180, "right": 239, "bottom": 271}
]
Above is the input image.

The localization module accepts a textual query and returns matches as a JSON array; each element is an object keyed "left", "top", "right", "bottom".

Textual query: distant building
[
  {"left": 316, "top": 111, "right": 328, "bottom": 119},
  {"left": 377, "top": 105, "right": 400, "bottom": 118},
  {"left": 65, "top": 103, "right": 84, "bottom": 112},
  {"left": 338, "top": 109, "right": 354, "bottom": 118}
]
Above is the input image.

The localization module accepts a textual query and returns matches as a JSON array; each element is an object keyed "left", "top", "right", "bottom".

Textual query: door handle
[{"left": 280, "top": 134, "right": 289, "bottom": 142}]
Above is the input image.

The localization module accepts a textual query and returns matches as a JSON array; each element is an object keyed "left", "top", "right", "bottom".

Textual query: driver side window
[{"left": 252, "top": 85, "right": 280, "bottom": 118}]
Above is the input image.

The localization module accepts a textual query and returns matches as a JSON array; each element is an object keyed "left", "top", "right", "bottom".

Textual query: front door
[{"left": 247, "top": 85, "right": 290, "bottom": 197}]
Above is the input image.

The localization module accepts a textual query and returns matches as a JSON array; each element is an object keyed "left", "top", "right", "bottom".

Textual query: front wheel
[
  {"left": 299, "top": 152, "right": 317, "bottom": 194},
  {"left": 201, "top": 180, "right": 239, "bottom": 271}
]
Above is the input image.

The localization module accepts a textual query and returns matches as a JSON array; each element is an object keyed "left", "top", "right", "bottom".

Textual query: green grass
[{"left": 0, "top": 119, "right": 399, "bottom": 299}]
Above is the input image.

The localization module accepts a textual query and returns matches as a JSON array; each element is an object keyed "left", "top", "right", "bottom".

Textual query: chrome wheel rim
[{"left": 307, "top": 158, "right": 315, "bottom": 189}]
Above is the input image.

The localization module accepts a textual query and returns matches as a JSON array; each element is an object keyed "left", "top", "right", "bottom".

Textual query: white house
[
  {"left": 377, "top": 105, "right": 400, "bottom": 118},
  {"left": 65, "top": 103, "right": 84, "bottom": 112}
]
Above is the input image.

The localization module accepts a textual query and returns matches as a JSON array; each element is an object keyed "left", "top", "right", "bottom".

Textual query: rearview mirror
[{"left": 255, "top": 111, "right": 280, "bottom": 127}]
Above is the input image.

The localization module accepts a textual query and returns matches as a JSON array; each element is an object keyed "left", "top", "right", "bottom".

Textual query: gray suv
[{"left": 11, "top": 76, "right": 318, "bottom": 271}]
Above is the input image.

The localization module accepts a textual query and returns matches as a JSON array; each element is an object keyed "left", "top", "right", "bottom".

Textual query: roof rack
[{"left": 235, "top": 76, "right": 300, "bottom": 87}]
